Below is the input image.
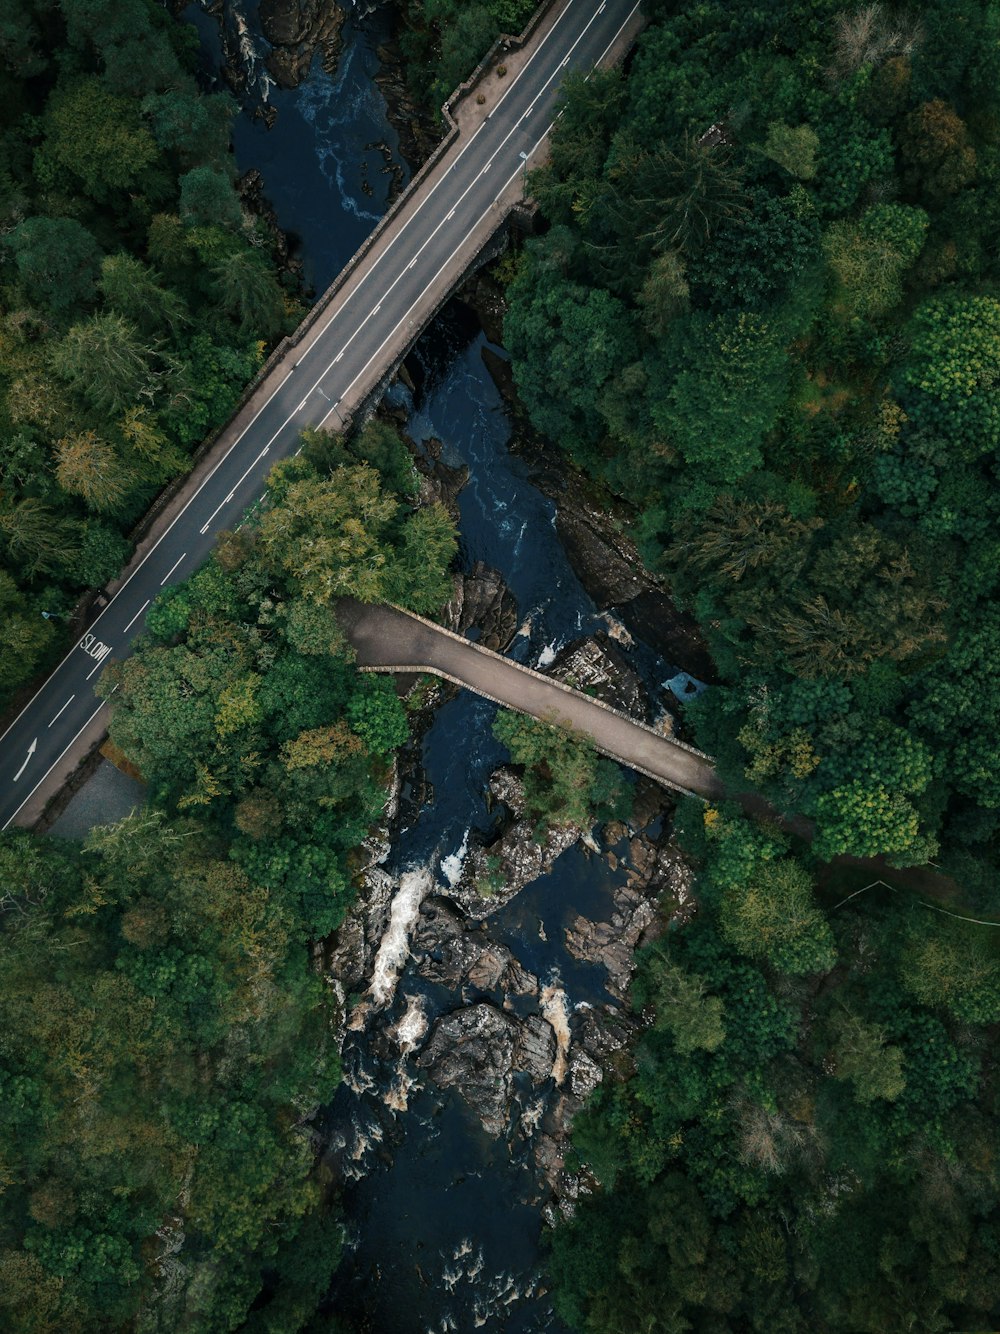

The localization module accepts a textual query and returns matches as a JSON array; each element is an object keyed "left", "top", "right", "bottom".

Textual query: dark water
[
  {"left": 184, "top": 0, "right": 408, "bottom": 293},
  {"left": 183, "top": 10, "right": 671, "bottom": 1331}
]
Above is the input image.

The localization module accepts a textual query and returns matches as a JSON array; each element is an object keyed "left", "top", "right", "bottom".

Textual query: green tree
[
  {"left": 718, "top": 858, "right": 837, "bottom": 976},
  {"left": 636, "top": 942, "right": 726, "bottom": 1053},
  {"left": 179, "top": 165, "right": 243, "bottom": 229},
  {"left": 76, "top": 522, "right": 131, "bottom": 588},
  {"left": 900, "top": 99, "right": 977, "bottom": 199},
  {"left": 761, "top": 121, "right": 819, "bottom": 179},
  {"left": 141, "top": 88, "right": 233, "bottom": 167},
  {"left": 210, "top": 247, "right": 285, "bottom": 337},
  {"left": 896, "top": 294, "right": 1000, "bottom": 460},
  {"left": 0, "top": 498, "right": 80, "bottom": 577},
  {"left": 813, "top": 779, "right": 935, "bottom": 864},
  {"left": 346, "top": 678, "right": 409, "bottom": 756},
  {"left": 98, "top": 254, "right": 188, "bottom": 336},
  {"left": 54, "top": 431, "right": 130, "bottom": 512},
  {"left": 259, "top": 462, "right": 398, "bottom": 604},
  {"left": 8, "top": 217, "right": 102, "bottom": 314},
  {"left": 829, "top": 1010, "right": 906, "bottom": 1105},
  {"left": 505, "top": 267, "right": 637, "bottom": 457},
  {"left": 50, "top": 313, "right": 159, "bottom": 417},
  {"left": 901, "top": 919, "right": 1000, "bottom": 1025},
  {"left": 492, "top": 710, "right": 628, "bottom": 832},
  {"left": 0, "top": 573, "right": 55, "bottom": 697},
  {"left": 603, "top": 134, "right": 748, "bottom": 259},
  {"left": 908, "top": 607, "right": 1000, "bottom": 807},
  {"left": 648, "top": 309, "right": 791, "bottom": 482},
  {"left": 35, "top": 77, "right": 160, "bottom": 202},
  {"left": 386, "top": 504, "right": 458, "bottom": 613},
  {"left": 824, "top": 203, "right": 929, "bottom": 318}
]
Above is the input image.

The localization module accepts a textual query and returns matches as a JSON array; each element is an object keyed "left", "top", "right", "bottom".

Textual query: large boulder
[
  {"left": 548, "top": 633, "right": 648, "bottom": 718},
  {"left": 412, "top": 896, "right": 537, "bottom": 996},
  {"left": 259, "top": 0, "right": 345, "bottom": 88},
  {"left": 564, "top": 882, "right": 659, "bottom": 1001},
  {"left": 443, "top": 562, "right": 519, "bottom": 653},
  {"left": 417, "top": 1003, "right": 558, "bottom": 1136}
]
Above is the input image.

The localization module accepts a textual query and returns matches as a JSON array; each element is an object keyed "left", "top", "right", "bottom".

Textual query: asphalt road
[{"left": 0, "top": 0, "right": 642, "bottom": 829}]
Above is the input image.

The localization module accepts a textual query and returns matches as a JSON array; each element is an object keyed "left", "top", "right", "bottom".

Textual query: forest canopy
[
  {"left": 507, "top": 0, "right": 1000, "bottom": 884},
  {"left": 505, "top": 1, "right": 1000, "bottom": 1329},
  {"left": 0, "top": 419, "right": 455, "bottom": 1331},
  {"left": 0, "top": 0, "right": 300, "bottom": 710}
]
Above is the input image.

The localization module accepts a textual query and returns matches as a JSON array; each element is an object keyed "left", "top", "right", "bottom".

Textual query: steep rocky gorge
[{"left": 326, "top": 550, "right": 695, "bottom": 1223}]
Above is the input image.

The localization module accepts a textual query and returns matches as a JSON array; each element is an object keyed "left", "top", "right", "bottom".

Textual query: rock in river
[
  {"left": 548, "top": 633, "right": 648, "bottom": 719},
  {"left": 443, "top": 561, "right": 519, "bottom": 653},
  {"left": 259, "top": 0, "right": 345, "bottom": 88},
  {"left": 412, "top": 896, "right": 538, "bottom": 996},
  {"left": 418, "top": 1002, "right": 557, "bottom": 1137}
]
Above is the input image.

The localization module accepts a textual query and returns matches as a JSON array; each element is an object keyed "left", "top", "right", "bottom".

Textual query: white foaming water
[
  {"left": 383, "top": 1063, "right": 418, "bottom": 1113},
  {"left": 440, "top": 829, "right": 469, "bottom": 886},
  {"left": 234, "top": 9, "right": 274, "bottom": 102},
  {"left": 536, "top": 640, "right": 557, "bottom": 668},
  {"left": 473, "top": 1272, "right": 530, "bottom": 1326},
  {"left": 369, "top": 868, "right": 433, "bottom": 1008},
  {"left": 540, "top": 976, "right": 571, "bottom": 1085},
  {"left": 343, "top": 1062, "right": 378, "bottom": 1096},
  {"left": 391, "top": 992, "right": 429, "bottom": 1053}
]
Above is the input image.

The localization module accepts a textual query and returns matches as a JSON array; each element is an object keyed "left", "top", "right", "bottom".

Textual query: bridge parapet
[
  {"left": 263, "top": 0, "right": 569, "bottom": 404},
  {"left": 371, "top": 602, "right": 716, "bottom": 765},
  {"left": 361, "top": 659, "right": 708, "bottom": 801}
]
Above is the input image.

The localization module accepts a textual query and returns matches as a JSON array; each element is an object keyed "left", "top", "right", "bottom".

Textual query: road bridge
[{"left": 0, "top": 0, "right": 643, "bottom": 829}]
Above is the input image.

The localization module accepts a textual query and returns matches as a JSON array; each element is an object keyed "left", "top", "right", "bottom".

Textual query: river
[{"left": 185, "top": 6, "right": 679, "bottom": 1330}]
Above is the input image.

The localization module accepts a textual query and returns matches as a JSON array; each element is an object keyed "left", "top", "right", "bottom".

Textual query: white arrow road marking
[{"left": 13, "top": 739, "right": 36, "bottom": 782}]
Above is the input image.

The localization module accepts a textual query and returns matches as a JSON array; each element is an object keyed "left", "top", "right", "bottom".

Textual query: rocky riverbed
[
  {"left": 317, "top": 299, "right": 712, "bottom": 1331},
  {"left": 328, "top": 653, "right": 694, "bottom": 1220}
]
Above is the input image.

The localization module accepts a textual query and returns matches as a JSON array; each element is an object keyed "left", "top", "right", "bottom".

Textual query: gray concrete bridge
[{"left": 338, "top": 601, "right": 725, "bottom": 800}]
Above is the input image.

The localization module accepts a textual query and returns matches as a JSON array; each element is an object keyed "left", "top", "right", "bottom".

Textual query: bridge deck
[{"left": 338, "top": 600, "right": 725, "bottom": 800}]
